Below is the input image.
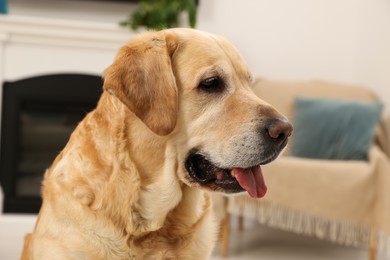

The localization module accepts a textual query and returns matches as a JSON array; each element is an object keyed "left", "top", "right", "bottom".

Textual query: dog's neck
[{"left": 90, "top": 93, "right": 205, "bottom": 236}]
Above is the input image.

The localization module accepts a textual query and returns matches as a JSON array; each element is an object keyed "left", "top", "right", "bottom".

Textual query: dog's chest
[
  {"left": 109, "top": 208, "right": 215, "bottom": 259},
  {"left": 125, "top": 232, "right": 187, "bottom": 259}
]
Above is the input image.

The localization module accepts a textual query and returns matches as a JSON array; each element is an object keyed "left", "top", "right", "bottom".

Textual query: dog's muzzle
[
  {"left": 184, "top": 117, "right": 292, "bottom": 198},
  {"left": 185, "top": 151, "right": 267, "bottom": 198}
]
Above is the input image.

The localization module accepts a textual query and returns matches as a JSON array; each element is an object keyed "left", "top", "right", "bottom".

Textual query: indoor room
[{"left": 0, "top": 0, "right": 389, "bottom": 259}]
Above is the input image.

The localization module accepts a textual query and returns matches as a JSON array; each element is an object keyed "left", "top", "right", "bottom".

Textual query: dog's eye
[{"left": 198, "top": 77, "right": 223, "bottom": 93}]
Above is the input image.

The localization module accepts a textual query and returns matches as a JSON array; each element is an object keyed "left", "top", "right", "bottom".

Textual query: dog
[{"left": 21, "top": 28, "right": 292, "bottom": 259}]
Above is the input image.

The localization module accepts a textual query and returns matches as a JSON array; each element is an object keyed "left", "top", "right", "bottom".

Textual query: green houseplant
[{"left": 121, "top": 0, "right": 197, "bottom": 30}]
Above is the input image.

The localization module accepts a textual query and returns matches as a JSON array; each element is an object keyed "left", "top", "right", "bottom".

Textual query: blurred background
[{"left": 0, "top": 0, "right": 389, "bottom": 259}]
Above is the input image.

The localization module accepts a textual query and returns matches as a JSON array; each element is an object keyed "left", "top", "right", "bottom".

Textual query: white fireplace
[
  {"left": 0, "top": 13, "right": 133, "bottom": 207},
  {"left": 0, "top": 14, "right": 134, "bottom": 258}
]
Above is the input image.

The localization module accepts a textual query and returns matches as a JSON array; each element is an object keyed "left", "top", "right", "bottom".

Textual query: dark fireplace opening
[{"left": 1, "top": 74, "right": 103, "bottom": 213}]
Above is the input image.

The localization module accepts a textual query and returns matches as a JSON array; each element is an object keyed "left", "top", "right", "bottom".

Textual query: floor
[
  {"left": 0, "top": 214, "right": 388, "bottom": 260},
  {"left": 211, "top": 216, "right": 389, "bottom": 260}
]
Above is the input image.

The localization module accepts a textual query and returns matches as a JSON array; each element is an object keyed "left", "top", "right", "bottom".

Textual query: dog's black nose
[{"left": 265, "top": 118, "right": 293, "bottom": 144}]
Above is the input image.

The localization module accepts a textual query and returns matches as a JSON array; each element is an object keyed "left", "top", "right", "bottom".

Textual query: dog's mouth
[{"left": 185, "top": 152, "right": 268, "bottom": 198}]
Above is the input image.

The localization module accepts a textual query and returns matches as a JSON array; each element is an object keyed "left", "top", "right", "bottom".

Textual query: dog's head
[{"left": 103, "top": 29, "right": 292, "bottom": 198}]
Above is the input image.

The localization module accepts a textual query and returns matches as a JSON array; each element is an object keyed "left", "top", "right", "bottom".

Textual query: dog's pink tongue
[{"left": 232, "top": 166, "right": 267, "bottom": 198}]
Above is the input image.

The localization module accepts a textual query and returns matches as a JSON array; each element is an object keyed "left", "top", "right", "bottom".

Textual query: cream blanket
[{"left": 229, "top": 145, "right": 390, "bottom": 250}]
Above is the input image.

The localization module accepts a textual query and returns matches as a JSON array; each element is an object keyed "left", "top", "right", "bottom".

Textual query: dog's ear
[{"left": 103, "top": 31, "right": 178, "bottom": 136}]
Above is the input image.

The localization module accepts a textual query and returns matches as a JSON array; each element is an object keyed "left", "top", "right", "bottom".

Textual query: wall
[
  {"left": 9, "top": 0, "right": 135, "bottom": 23},
  {"left": 355, "top": 0, "right": 390, "bottom": 109}
]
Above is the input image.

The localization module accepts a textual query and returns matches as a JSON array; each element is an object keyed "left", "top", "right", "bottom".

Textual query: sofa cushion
[{"left": 290, "top": 97, "right": 383, "bottom": 160}]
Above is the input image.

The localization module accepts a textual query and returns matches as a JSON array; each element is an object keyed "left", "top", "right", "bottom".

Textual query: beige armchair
[{"left": 220, "top": 79, "right": 390, "bottom": 260}]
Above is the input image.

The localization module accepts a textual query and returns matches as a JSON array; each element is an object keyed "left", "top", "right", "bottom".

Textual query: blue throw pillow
[{"left": 290, "top": 97, "right": 383, "bottom": 160}]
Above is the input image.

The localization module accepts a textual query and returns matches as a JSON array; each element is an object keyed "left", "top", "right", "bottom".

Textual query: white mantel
[
  {"left": 0, "top": 14, "right": 134, "bottom": 82},
  {"left": 0, "top": 14, "right": 131, "bottom": 45}
]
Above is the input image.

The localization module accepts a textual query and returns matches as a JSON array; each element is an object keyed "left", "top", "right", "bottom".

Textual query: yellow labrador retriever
[{"left": 21, "top": 28, "right": 292, "bottom": 259}]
